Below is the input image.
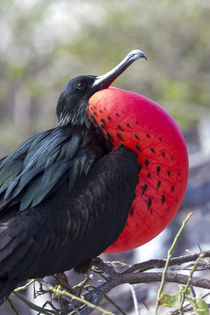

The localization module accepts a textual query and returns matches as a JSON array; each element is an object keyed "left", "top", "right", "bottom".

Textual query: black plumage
[{"left": 0, "top": 68, "right": 140, "bottom": 303}]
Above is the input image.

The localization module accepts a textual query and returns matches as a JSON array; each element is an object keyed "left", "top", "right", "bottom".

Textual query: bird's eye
[{"left": 76, "top": 82, "right": 86, "bottom": 92}]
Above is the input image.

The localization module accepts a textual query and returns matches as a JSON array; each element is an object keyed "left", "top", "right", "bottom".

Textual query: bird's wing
[
  {"left": 0, "top": 126, "right": 104, "bottom": 211},
  {"left": 0, "top": 146, "right": 138, "bottom": 285}
]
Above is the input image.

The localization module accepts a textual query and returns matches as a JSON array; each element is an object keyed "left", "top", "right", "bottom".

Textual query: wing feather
[
  {"left": 0, "top": 145, "right": 138, "bottom": 302},
  {"left": 0, "top": 126, "right": 102, "bottom": 211}
]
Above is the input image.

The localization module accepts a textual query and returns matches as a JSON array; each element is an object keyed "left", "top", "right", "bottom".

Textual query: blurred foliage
[{"left": 0, "top": 0, "right": 210, "bottom": 154}]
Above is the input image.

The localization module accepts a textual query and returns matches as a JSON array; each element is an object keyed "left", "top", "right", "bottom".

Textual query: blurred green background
[{"left": 0, "top": 0, "right": 210, "bottom": 156}]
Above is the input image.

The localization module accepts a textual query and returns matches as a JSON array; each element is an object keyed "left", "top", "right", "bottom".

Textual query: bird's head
[{"left": 56, "top": 50, "right": 147, "bottom": 127}]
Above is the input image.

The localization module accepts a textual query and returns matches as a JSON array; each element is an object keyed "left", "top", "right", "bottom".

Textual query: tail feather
[
  {"left": 0, "top": 216, "right": 37, "bottom": 303},
  {"left": 0, "top": 279, "right": 18, "bottom": 304}
]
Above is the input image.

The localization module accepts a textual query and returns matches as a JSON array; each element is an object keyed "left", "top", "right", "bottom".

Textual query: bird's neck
[{"left": 57, "top": 122, "right": 113, "bottom": 154}]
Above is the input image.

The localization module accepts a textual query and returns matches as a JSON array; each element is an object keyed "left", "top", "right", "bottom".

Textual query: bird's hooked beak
[{"left": 92, "top": 50, "right": 147, "bottom": 90}]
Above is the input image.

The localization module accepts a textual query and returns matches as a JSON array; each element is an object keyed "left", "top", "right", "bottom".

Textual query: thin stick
[
  {"left": 179, "top": 253, "right": 205, "bottom": 314},
  {"left": 14, "top": 279, "right": 35, "bottom": 292},
  {"left": 11, "top": 291, "right": 57, "bottom": 315},
  {"left": 104, "top": 294, "right": 126, "bottom": 315},
  {"left": 48, "top": 285, "right": 115, "bottom": 315},
  {"left": 8, "top": 298, "right": 20, "bottom": 315},
  {"left": 129, "top": 284, "right": 140, "bottom": 315},
  {"left": 155, "top": 212, "right": 192, "bottom": 315}
]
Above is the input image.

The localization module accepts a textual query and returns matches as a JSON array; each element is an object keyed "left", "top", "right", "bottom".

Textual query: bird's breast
[{"left": 88, "top": 87, "right": 189, "bottom": 253}]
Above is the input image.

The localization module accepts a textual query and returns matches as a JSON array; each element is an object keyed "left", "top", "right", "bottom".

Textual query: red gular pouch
[{"left": 89, "top": 87, "right": 189, "bottom": 253}]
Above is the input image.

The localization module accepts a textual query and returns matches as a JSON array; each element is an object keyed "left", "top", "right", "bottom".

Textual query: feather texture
[
  {"left": 0, "top": 144, "right": 138, "bottom": 304},
  {"left": 0, "top": 126, "right": 105, "bottom": 211}
]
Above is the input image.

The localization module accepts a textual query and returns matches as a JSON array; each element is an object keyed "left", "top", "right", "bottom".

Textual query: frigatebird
[{"left": 0, "top": 50, "right": 188, "bottom": 303}]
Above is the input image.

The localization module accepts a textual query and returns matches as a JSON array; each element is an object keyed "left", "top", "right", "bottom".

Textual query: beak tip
[
  {"left": 92, "top": 49, "right": 148, "bottom": 89},
  {"left": 129, "top": 49, "right": 148, "bottom": 61}
]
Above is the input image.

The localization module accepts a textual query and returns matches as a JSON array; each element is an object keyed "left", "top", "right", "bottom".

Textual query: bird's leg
[
  {"left": 74, "top": 259, "right": 92, "bottom": 274},
  {"left": 91, "top": 257, "right": 119, "bottom": 277}
]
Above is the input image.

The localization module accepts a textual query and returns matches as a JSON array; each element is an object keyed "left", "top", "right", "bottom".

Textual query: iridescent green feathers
[{"left": 0, "top": 126, "right": 101, "bottom": 211}]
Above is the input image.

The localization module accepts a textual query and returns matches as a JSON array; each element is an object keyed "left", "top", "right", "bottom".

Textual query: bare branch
[
  {"left": 12, "top": 251, "right": 210, "bottom": 314},
  {"left": 125, "top": 250, "right": 210, "bottom": 273},
  {"left": 69, "top": 266, "right": 210, "bottom": 314}
]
